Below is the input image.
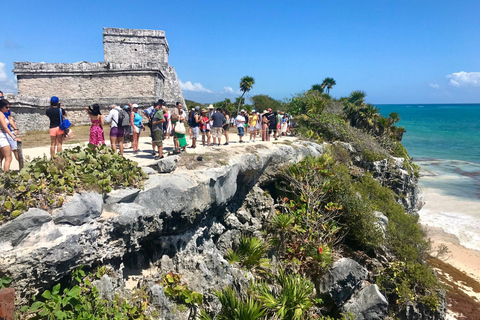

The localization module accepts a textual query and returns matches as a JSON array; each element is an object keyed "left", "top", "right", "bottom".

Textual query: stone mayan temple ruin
[{"left": 8, "top": 28, "right": 185, "bottom": 133}]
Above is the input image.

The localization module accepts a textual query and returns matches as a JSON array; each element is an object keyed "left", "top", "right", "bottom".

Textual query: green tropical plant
[
  {"left": 226, "top": 237, "right": 270, "bottom": 271},
  {"left": 237, "top": 76, "right": 255, "bottom": 114},
  {"left": 347, "top": 90, "right": 366, "bottom": 106},
  {"left": 310, "top": 84, "right": 324, "bottom": 93},
  {"left": 215, "top": 287, "right": 265, "bottom": 320},
  {"left": 253, "top": 269, "right": 316, "bottom": 320},
  {"left": 321, "top": 77, "right": 336, "bottom": 94}
]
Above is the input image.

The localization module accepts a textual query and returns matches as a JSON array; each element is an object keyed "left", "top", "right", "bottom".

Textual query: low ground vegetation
[{"left": 0, "top": 143, "right": 147, "bottom": 224}]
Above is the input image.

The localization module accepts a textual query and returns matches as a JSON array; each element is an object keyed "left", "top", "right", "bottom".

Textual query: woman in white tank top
[{"left": 0, "top": 100, "right": 17, "bottom": 172}]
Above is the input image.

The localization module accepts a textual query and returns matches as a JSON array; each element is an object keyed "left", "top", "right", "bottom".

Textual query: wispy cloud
[
  {"left": 447, "top": 71, "right": 480, "bottom": 87},
  {"left": 0, "top": 62, "right": 18, "bottom": 93},
  {"left": 223, "top": 86, "right": 241, "bottom": 94},
  {"left": 179, "top": 80, "right": 212, "bottom": 93},
  {"left": 429, "top": 83, "right": 440, "bottom": 90}
]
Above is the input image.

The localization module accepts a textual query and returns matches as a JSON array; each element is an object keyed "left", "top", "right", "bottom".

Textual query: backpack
[
  {"left": 115, "top": 109, "right": 131, "bottom": 129},
  {"left": 189, "top": 112, "right": 198, "bottom": 127}
]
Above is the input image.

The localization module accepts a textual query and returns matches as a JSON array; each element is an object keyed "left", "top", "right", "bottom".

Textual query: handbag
[
  {"left": 58, "top": 108, "right": 71, "bottom": 131},
  {"left": 175, "top": 122, "right": 186, "bottom": 134},
  {"left": 63, "top": 128, "right": 74, "bottom": 141}
]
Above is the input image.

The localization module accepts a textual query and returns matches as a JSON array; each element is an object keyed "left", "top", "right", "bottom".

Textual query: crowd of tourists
[{"left": 0, "top": 93, "right": 295, "bottom": 172}]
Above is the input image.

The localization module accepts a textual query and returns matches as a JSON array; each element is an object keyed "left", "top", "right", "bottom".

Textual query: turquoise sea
[{"left": 376, "top": 104, "right": 480, "bottom": 250}]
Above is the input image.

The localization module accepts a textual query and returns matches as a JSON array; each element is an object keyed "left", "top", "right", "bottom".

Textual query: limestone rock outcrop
[{"left": 0, "top": 141, "right": 323, "bottom": 304}]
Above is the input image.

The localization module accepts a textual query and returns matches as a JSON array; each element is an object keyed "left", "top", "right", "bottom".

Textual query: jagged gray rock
[
  {"left": 316, "top": 258, "right": 368, "bottom": 307},
  {"left": 374, "top": 211, "right": 389, "bottom": 235},
  {"left": 341, "top": 284, "right": 388, "bottom": 320},
  {"left": 52, "top": 192, "right": 103, "bottom": 226},
  {"left": 104, "top": 188, "right": 141, "bottom": 205},
  {"left": 366, "top": 157, "right": 424, "bottom": 213},
  {"left": 148, "top": 284, "right": 175, "bottom": 320},
  {"left": 93, "top": 275, "right": 114, "bottom": 302},
  {"left": 0, "top": 208, "right": 51, "bottom": 247},
  {"left": 155, "top": 155, "right": 179, "bottom": 173}
]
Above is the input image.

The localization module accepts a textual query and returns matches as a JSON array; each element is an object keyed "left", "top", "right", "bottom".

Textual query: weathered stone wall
[
  {"left": 17, "top": 73, "right": 156, "bottom": 98},
  {"left": 162, "top": 66, "right": 186, "bottom": 106},
  {"left": 103, "top": 28, "right": 169, "bottom": 65}
]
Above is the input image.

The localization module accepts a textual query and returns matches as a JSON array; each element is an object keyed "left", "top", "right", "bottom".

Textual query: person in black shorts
[{"left": 266, "top": 108, "right": 278, "bottom": 140}]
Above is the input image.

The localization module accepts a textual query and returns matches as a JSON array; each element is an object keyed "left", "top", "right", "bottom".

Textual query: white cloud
[
  {"left": 447, "top": 71, "right": 480, "bottom": 87},
  {"left": 223, "top": 86, "right": 241, "bottom": 94},
  {"left": 179, "top": 80, "right": 212, "bottom": 93},
  {"left": 0, "top": 62, "right": 17, "bottom": 93},
  {"left": 429, "top": 83, "right": 440, "bottom": 90}
]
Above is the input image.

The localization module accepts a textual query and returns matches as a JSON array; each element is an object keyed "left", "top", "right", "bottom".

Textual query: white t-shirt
[{"left": 236, "top": 115, "right": 246, "bottom": 127}]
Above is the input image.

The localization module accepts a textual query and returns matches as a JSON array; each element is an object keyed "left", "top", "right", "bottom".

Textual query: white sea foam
[{"left": 419, "top": 208, "right": 480, "bottom": 251}]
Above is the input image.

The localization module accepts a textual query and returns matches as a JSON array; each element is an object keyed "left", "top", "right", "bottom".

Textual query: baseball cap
[
  {"left": 123, "top": 105, "right": 130, "bottom": 110},
  {"left": 195, "top": 106, "right": 200, "bottom": 111},
  {"left": 158, "top": 99, "right": 166, "bottom": 106},
  {"left": 268, "top": 108, "right": 272, "bottom": 112},
  {"left": 132, "top": 104, "right": 139, "bottom": 109},
  {"left": 51, "top": 96, "right": 59, "bottom": 104},
  {"left": 241, "top": 109, "right": 245, "bottom": 113}
]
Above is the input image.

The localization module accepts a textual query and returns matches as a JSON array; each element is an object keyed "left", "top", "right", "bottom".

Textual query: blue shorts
[{"left": 237, "top": 126, "right": 244, "bottom": 136}]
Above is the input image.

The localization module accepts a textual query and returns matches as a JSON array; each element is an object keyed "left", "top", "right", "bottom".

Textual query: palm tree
[
  {"left": 310, "top": 84, "right": 324, "bottom": 93},
  {"left": 348, "top": 90, "right": 366, "bottom": 106},
  {"left": 321, "top": 77, "right": 336, "bottom": 94},
  {"left": 237, "top": 76, "right": 255, "bottom": 114},
  {"left": 388, "top": 112, "right": 400, "bottom": 125}
]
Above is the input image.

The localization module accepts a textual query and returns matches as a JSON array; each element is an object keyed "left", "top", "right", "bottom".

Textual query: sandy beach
[{"left": 419, "top": 187, "right": 480, "bottom": 307}]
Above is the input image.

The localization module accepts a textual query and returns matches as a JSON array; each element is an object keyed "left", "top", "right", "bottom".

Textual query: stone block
[
  {"left": 156, "top": 155, "right": 179, "bottom": 173},
  {"left": 0, "top": 288, "right": 15, "bottom": 320}
]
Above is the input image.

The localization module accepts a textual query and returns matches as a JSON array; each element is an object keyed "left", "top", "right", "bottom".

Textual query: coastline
[
  {"left": 425, "top": 225, "right": 480, "bottom": 286},
  {"left": 419, "top": 187, "right": 480, "bottom": 307}
]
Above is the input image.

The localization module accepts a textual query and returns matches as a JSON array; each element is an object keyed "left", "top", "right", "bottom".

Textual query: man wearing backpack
[
  {"left": 105, "top": 104, "right": 127, "bottom": 155},
  {"left": 189, "top": 106, "right": 201, "bottom": 148}
]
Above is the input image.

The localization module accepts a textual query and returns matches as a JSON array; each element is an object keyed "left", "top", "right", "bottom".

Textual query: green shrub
[
  {"left": 226, "top": 236, "right": 270, "bottom": 271},
  {"left": 377, "top": 261, "right": 440, "bottom": 311},
  {"left": 0, "top": 144, "right": 147, "bottom": 225},
  {"left": 354, "top": 174, "right": 430, "bottom": 262},
  {"left": 161, "top": 272, "right": 203, "bottom": 307},
  {"left": 21, "top": 266, "right": 150, "bottom": 320},
  {"left": 297, "top": 113, "right": 389, "bottom": 162}
]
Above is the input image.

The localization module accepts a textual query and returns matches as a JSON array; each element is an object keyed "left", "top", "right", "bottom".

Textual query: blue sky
[{"left": 1, "top": 0, "right": 480, "bottom": 104}]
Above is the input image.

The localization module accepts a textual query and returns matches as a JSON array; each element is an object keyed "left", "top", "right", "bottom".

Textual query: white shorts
[
  {"left": 249, "top": 126, "right": 256, "bottom": 131},
  {"left": 0, "top": 132, "right": 10, "bottom": 148},
  {"left": 133, "top": 125, "right": 141, "bottom": 134}
]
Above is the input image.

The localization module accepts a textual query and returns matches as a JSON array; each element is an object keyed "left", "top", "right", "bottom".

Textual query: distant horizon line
[{"left": 373, "top": 102, "right": 480, "bottom": 106}]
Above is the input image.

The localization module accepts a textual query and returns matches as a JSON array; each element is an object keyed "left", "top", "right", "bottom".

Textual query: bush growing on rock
[
  {"left": 0, "top": 144, "right": 147, "bottom": 225},
  {"left": 20, "top": 266, "right": 151, "bottom": 320}
]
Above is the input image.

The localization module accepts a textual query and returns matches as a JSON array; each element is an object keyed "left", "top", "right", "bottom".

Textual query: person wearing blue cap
[{"left": 45, "top": 96, "right": 67, "bottom": 158}]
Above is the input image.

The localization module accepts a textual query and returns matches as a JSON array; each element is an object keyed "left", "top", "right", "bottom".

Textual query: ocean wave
[{"left": 419, "top": 209, "right": 480, "bottom": 251}]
